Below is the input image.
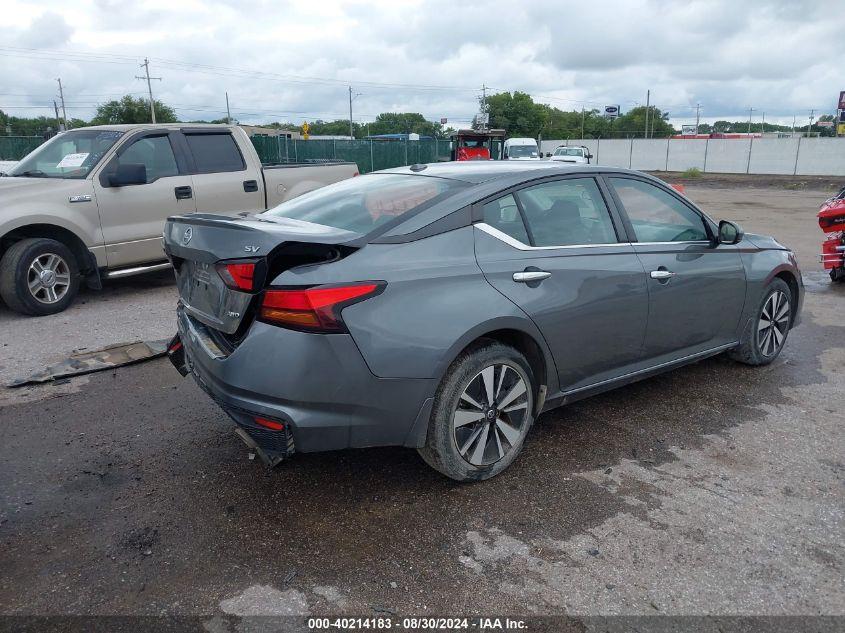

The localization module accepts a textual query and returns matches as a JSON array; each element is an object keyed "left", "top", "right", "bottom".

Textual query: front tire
[
  {"left": 729, "top": 278, "right": 792, "bottom": 366},
  {"left": 418, "top": 342, "right": 535, "bottom": 482},
  {"left": 0, "top": 238, "right": 80, "bottom": 316}
]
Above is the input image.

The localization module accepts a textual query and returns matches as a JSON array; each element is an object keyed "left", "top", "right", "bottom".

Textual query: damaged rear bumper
[{"left": 171, "top": 306, "right": 435, "bottom": 462}]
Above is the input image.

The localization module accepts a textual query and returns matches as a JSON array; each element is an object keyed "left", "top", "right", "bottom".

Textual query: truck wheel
[
  {"left": 0, "top": 238, "right": 80, "bottom": 316},
  {"left": 418, "top": 342, "right": 535, "bottom": 482}
]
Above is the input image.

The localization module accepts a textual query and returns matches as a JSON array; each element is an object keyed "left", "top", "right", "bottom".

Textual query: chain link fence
[
  {"left": 1, "top": 134, "right": 504, "bottom": 173},
  {"left": 249, "top": 136, "right": 462, "bottom": 173},
  {"left": 0, "top": 136, "right": 43, "bottom": 161}
]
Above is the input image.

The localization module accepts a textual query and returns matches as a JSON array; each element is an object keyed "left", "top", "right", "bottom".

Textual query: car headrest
[{"left": 549, "top": 199, "right": 581, "bottom": 221}]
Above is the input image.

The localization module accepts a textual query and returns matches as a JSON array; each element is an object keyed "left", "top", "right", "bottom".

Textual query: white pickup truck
[{"left": 0, "top": 124, "right": 358, "bottom": 315}]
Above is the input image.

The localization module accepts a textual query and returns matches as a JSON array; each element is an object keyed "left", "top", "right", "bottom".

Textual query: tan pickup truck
[{"left": 0, "top": 124, "right": 358, "bottom": 315}]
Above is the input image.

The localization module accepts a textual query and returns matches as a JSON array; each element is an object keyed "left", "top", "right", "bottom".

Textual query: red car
[{"left": 818, "top": 186, "right": 845, "bottom": 281}]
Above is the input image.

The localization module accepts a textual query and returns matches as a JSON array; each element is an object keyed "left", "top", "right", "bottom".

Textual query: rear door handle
[
  {"left": 650, "top": 270, "right": 676, "bottom": 280},
  {"left": 243, "top": 179, "right": 258, "bottom": 193},
  {"left": 513, "top": 271, "right": 551, "bottom": 283},
  {"left": 174, "top": 185, "right": 193, "bottom": 200}
]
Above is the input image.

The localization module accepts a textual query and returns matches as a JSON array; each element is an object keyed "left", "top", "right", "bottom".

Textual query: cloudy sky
[{"left": 2, "top": 0, "right": 844, "bottom": 130}]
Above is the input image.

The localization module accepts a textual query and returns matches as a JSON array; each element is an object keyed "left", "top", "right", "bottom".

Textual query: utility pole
[
  {"left": 53, "top": 100, "right": 61, "bottom": 131},
  {"left": 347, "top": 86, "right": 362, "bottom": 139},
  {"left": 580, "top": 106, "right": 585, "bottom": 140},
  {"left": 135, "top": 58, "right": 161, "bottom": 124},
  {"left": 348, "top": 86, "right": 353, "bottom": 138},
  {"left": 695, "top": 103, "right": 701, "bottom": 135},
  {"left": 480, "top": 84, "right": 488, "bottom": 131},
  {"left": 55, "top": 78, "right": 68, "bottom": 130},
  {"left": 792, "top": 114, "right": 796, "bottom": 136},
  {"left": 747, "top": 107, "right": 754, "bottom": 134},
  {"left": 761, "top": 112, "right": 765, "bottom": 134},
  {"left": 644, "top": 89, "right": 650, "bottom": 139},
  {"left": 225, "top": 91, "right": 231, "bottom": 124},
  {"left": 807, "top": 109, "right": 815, "bottom": 138}
]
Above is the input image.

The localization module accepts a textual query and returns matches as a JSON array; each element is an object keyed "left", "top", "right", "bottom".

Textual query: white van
[
  {"left": 548, "top": 145, "right": 593, "bottom": 164},
  {"left": 502, "top": 137, "right": 540, "bottom": 160}
]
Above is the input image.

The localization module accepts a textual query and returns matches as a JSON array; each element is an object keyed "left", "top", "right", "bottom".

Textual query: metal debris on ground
[{"left": 7, "top": 340, "right": 168, "bottom": 387}]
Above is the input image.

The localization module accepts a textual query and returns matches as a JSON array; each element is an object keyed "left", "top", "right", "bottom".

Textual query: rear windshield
[{"left": 265, "top": 174, "right": 466, "bottom": 235}]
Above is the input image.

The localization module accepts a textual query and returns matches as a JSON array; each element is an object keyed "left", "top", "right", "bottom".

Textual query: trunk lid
[{"left": 164, "top": 213, "right": 360, "bottom": 335}]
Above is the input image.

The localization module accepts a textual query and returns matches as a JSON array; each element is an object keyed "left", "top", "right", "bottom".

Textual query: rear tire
[
  {"left": 418, "top": 342, "right": 535, "bottom": 482},
  {"left": 728, "top": 278, "right": 792, "bottom": 366},
  {"left": 0, "top": 238, "right": 80, "bottom": 316}
]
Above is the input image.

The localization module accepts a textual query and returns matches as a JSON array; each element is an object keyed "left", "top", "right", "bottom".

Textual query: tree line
[{"left": 1, "top": 93, "right": 835, "bottom": 139}]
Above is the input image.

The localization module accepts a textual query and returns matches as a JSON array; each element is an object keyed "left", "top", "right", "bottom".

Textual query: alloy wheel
[
  {"left": 757, "top": 290, "right": 790, "bottom": 357},
  {"left": 452, "top": 363, "right": 531, "bottom": 466},
  {"left": 27, "top": 253, "right": 71, "bottom": 305}
]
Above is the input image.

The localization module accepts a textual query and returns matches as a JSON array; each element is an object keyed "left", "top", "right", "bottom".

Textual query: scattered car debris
[{"left": 7, "top": 340, "right": 168, "bottom": 387}]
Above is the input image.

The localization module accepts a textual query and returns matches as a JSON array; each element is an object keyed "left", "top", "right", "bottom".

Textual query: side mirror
[
  {"left": 109, "top": 163, "right": 147, "bottom": 187},
  {"left": 718, "top": 220, "right": 744, "bottom": 244},
  {"left": 545, "top": 152, "right": 551, "bottom": 157}
]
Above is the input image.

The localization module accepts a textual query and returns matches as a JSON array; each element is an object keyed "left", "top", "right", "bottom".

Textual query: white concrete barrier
[
  {"left": 666, "top": 140, "right": 707, "bottom": 172},
  {"left": 795, "top": 138, "right": 845, "bottom": 176},
  {"left": 541, "top": 137, "right": 845, "bottom": 175}
]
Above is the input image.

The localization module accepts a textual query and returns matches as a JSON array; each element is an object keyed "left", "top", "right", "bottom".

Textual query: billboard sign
[
  {"left": 681, "top": 125, "right": 697, "bottom": 135},
  {"left": 839, "top": 90, "right": 845, "bottom": 110},
  {"left": 604, "top": 105, "right": 620, "bottom": 118},
  {"left": 440, "top": 117, "right": 447, "bottom": 125}
]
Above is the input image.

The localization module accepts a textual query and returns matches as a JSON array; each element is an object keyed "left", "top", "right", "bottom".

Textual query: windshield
[
  {"left": 554, "top": 147, "right": 584, "bottom": 157},
  {"left": 508, "top": 145, "right": 538, "bottom": 158},
  {"left": 266, "top": 174, "right": 466, "bottom": 235},
  {"left": 7, "top": 129, "right": 124, "bottom": 179}
]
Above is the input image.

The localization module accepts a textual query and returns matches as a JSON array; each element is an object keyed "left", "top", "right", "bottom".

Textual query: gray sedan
[{"left": 164, "top": 162, "right": 803, "bottom": 481}]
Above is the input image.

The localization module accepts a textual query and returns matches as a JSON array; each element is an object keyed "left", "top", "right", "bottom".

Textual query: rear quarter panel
[{"left": 268, "top": 226, "right": 558, "bottom": 391}]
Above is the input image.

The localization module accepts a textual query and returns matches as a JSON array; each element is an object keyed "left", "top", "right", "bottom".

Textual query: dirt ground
[{"left": 0, "top": 180, "right": 842, "bottom": 624}]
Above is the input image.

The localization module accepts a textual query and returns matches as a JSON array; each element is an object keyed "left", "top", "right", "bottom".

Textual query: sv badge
[{"left": 244, "top": 245, "right": 260, "bottom": 253}]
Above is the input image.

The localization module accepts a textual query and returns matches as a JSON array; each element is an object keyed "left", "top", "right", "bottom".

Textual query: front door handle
[
  {"left": 243, "top": 179, "right": 258, "bottom": 193},
  {"left": 650, "top": 270, "right": 676, "bottom": 280},
  {"left": 174, "top": 185, "right": 193, "bottom": 200},
  {"left": 513, "top": 271, "right": 551, "bottom": 283}
]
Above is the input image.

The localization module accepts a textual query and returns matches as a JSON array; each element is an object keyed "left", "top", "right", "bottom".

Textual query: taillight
[
  {"left": 254, "top": 416, "right": 285, "bottom": 431},
  {"left": 259, "top": 282, "right": 385, "bottom": 333},
  {"left": 216, "top": 259, "right": 260, "bottom": 292}
]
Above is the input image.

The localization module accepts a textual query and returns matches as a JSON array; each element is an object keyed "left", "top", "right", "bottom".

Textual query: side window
[
  {"left": 184, "top": 133, "right": 245, "bottom": 173},
  {"left": 483, "top": 194, "right": 530, "bottom": 244},
  {"left": 515, "top": 178, "right": 617, "bottom": 247},
  {"left": 609, "top": 178, "right": 709, "bottom": 242},
  {"left": 117, "top": 135, "right": 178, "bottom": 183}
]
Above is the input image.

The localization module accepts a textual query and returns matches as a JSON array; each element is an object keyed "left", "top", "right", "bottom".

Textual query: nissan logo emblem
[{"left": 182, "top": 227, "right": 193, "bottom": 245}]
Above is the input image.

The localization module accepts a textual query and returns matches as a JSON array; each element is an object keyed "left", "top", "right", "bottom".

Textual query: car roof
[{"left": 378, "top": 161, "right": 632, "bottom": 184}]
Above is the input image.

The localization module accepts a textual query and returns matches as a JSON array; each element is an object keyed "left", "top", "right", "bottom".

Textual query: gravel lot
[{"left": 0, "top": 181, "right": 842, "bottom": 620}]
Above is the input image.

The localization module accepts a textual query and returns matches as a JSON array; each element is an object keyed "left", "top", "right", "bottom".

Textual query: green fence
[
  {"left": 250, "top": 136, "right": 471, "bottom": 173},
  {"left": 0, "top": 136, "right": 43, "bottom": 161},
  {"left": 0, "top": 134, "right": 502, "bottom": 171}
]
